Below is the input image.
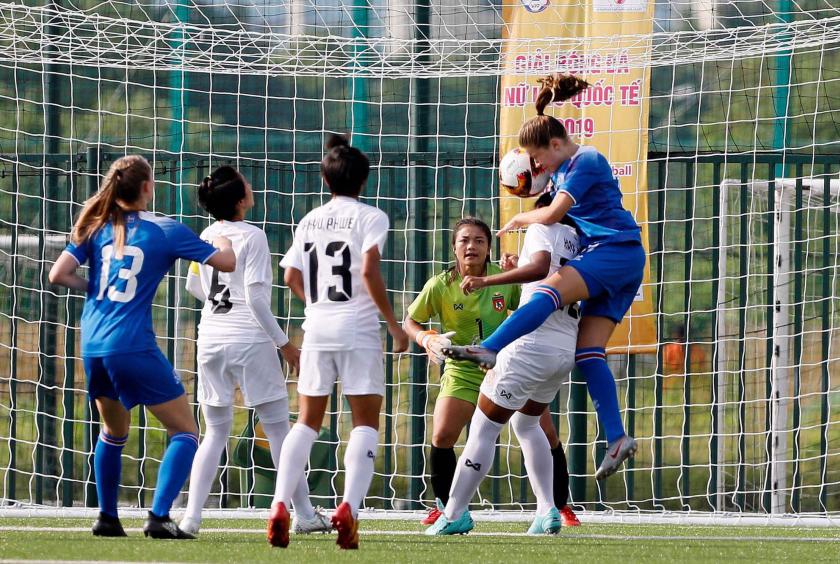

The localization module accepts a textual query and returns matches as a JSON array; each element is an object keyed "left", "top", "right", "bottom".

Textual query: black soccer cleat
[
  {"left": 92, "top": 512, "right": 127, "bottom": 537},
  {"left": 143, "top": 512, "right": 196, "bottom": 540}
]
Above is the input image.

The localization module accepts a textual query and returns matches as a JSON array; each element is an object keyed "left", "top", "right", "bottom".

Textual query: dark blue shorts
[
  {"left": 567, "top": 239, "right": 645, "bottom": 324},
  {"left": 84, "top": 348, "right": 186, "bottom": 410}
]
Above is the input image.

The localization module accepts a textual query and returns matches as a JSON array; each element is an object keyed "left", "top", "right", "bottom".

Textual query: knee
[
  {"left": 255, "top": 398, "right": 289, "bottom": 426},
  {"left": 510, "top": 412, "right": 540, "bottom": 436},
  {"left": 431, "top": 428, "right": 459, "bottom": 449}
]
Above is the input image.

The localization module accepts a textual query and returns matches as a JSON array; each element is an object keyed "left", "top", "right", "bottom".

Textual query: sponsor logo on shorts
[
  {"left": 499, "top": 389, "right": 512, "bottom": 400},
  {"left": 465, "top": 459, "right": 482, "bottom": 471},
  {"left": 492, "top": 293, "right": 505, "bottom": 312},
  {"left": 367, "top": 450, "right": 376, "bottom": 460}
]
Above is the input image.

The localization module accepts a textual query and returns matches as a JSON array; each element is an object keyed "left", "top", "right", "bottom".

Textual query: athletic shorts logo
[
  {"left": 492, "top": 294, "right": 505, "bottom": 312},
  {"left": 465, "top": 458, "right": 482, "bottom": 471},
  {"left": 521, "top": 0, "right": 549, "bottom": 13},
  {"left": 367, "top": 450, "right": 376, "bottom": 459},
  {"left": 499, "top": 389, "right": 512, "bottom": 400},
  {"left": 171, "top": 370, "right": 182, "bottom": 385},
  {"left": 453, "top": 303, "right": 464, "bottom": 311}
]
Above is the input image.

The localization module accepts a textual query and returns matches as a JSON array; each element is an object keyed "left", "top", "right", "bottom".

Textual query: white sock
[
  {"left": 342, "top": 426, "right": 379, "bottom": 518},
  {"left": 261, "top": 418, "right": 315, "bottom": 520},
  {"left": 272, "top": 423, "right": 318, "bottom": 506},
  {"left": 444, "top": 408, "right": 503, "bottom": 521},
  {"left": 511, "top": 412, "right": 555, "bottom": 516},
  {"left": 183, "top": 405, "right": 233, "bottom": 525}
]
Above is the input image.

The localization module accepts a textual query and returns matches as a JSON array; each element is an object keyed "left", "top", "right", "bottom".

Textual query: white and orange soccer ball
[{"left": 499, "top": 147, "right": 551, "bottom": 198}]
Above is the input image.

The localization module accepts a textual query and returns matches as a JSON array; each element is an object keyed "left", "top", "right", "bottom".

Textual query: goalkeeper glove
[{"left": 416, "top": 329, "right": 457, "bottom": 365}]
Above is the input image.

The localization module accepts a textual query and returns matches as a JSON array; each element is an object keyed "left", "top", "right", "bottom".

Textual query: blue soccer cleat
[
  {"left": 527, "top": 507, "right": 562, "bottom": 535},
  {"left": 424, "top": 510, "right": 475, "bottom": 536}
]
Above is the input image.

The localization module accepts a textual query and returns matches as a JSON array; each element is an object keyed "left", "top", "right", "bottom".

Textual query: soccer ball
[{"left": 499, "top": 148, "right": 550, "bottom": 198}]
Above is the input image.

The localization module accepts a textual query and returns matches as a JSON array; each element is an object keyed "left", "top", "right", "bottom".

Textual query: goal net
[{"left": 1, "top": 0, "right": 840, "bottom": 519}]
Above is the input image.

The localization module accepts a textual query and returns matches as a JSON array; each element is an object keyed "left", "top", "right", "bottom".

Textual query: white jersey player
[
  {"left": 180, "top": 166, "right": 329, "bottom": 536},
  {"left": 268, "top": 134, "right": 408, "bottom": 550},
  {"left": 427, "top": 194, "right": 582, "bottom": 537}
]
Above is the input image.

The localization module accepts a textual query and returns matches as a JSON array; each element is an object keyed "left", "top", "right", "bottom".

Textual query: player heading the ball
[
  {"left": 445, "top": 73, "right": 645, "bottom": 480},
  {"left": 49, "top": 155, "right": 236, "bottom": 539},
  {"left": 267, "top": 134, "right": 409, "bottom": 550}
]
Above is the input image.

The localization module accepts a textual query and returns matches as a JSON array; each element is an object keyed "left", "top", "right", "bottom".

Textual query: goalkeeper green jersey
[{"left": 407, "top": 264, "right": 521, "bottom": 390}]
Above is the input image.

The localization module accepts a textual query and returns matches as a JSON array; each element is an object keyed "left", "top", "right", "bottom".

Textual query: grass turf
[{"left": 1, "top": 518, "right": 839, "bottom": 563}]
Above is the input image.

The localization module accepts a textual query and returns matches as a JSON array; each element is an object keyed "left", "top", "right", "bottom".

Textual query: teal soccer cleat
[
  {"left": 527, "top": 507, "right": 562, "bottom": 535},
  {"left": 424, "top": 510, "right": 475, "bottom": 536}
]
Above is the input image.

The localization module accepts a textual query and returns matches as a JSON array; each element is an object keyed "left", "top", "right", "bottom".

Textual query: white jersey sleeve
[
  {"left": 243, "top": 231, "right": 289, "bottom": 347},
  {"left": 361, "top": 210, "right": 389, "bottom": 254}
]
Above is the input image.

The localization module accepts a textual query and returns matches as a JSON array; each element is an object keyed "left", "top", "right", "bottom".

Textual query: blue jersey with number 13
[{"left": 64, "top": 211, "right": 217, "bottom": 357}]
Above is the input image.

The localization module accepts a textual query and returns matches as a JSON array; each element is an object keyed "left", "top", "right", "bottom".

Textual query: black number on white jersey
[
  {"left": 209, "top": 268, "right": 232, "bottom": 313},
  {"left": 303, "top": 241, "right": 353, "bottom": 303}
]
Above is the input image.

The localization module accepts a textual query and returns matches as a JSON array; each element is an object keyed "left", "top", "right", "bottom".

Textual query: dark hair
[
  {"left": 446, "top": 217, "right": 492, "bottom": 284},
  {"left": 518, "top": 74, "right": 590, "bottom": 149},
  {"left": 197, "top": 165, "right": 246, "bottom": 221},
  {"left": 534, "top": 191, "right": 553, "bottom": 209},
  {"left": 321, "top": 134, "right": 369, "bottom": 197},
  {"left": 72, "top": 154, "right": 152, "bottom": 259}
]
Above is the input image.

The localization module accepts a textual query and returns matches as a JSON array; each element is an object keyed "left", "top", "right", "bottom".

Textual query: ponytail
[
  {"left": 72, "top": 155, "right": 151, "bottom": 258},
  {"left": 519, "top": 73, "right": 590, "bottom": 149}
]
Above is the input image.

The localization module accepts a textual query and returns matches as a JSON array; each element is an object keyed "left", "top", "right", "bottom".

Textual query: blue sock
[
  {"left": 576, "top": 348, "right": 625, "bottom": 443},
  {"left": 151, "top": 432, "right": 199, "bottom": 518},
  {"left": 482, "top": 286, "right": 562, "bottom": 352},
  {"left": 94, "top": 431, "right": 127, "bottom": 518}
]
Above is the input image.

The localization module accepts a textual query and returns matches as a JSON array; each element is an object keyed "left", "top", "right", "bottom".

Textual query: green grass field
[{"left": 1, "top": 518, "right": 839, "bottom": 562}]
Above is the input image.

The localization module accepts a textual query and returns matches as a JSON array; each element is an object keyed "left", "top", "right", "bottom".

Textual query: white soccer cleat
[
  {"left": 594, "top": 435, "right": 638, "bottom": 480},
  {"left": 292, "top": 507, "right": 333, "bottom": 534},
  {"left": 178, "top": 517, "right": 200, "bottom": 536}
]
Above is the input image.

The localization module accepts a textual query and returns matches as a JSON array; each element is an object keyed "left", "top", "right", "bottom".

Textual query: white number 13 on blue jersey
[{"left": 96, "top": 244, "right": 144, "bottom": 303}]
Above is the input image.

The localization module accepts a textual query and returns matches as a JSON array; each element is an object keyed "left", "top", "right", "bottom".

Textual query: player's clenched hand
[
  {"left": 500, "top": 253, "right": 519, "bottom": 271},
  {"left": 389, "top": 322, "right": 410, "bottom": 353},
  {"left": 415, "top": 329, "right": 456, "bottom": 365},
  {"left": 460, "top": 275, "right": 486, "bottom": 295},
  {"left": 279, "top": 342, "right": 300, "bottom": 374}
]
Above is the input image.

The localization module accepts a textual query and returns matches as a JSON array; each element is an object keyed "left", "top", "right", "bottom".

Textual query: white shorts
[
  {"left": 196, "top": 341, "right": 288, "bottom": 407},
  {"left": 480, "top": 337, "right": 575, "bottom": 411},
  {"left": 298, "top": 349, "right": 385, "bottom": 397}
]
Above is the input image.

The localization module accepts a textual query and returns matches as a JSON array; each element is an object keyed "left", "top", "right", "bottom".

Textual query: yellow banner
[{"left": 499, "top": 0, "right": 656, "bottom": 353}]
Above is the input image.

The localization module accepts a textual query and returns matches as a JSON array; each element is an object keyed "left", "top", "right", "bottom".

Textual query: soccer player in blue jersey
[
  {"left": 49, "top": 155, "right": 236, "bottom": 539},
  {"left": 446, "top": 74, "right": 643, "bottom": 480}
]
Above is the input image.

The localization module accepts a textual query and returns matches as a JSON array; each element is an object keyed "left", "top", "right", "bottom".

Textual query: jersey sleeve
[
  {"left": 407, "top": 276, "right": 440, "bottom": 324},
  {"left": 361, "top": 209, "right": 390, "bottom": 254},
  {"left": 63, "top": 239, "right": 90, "bottom": 265},
  {"left": 556, "top": 151, "right": 604, "bottom": 204},
  {"left": 166, "top": 221, "right": 218, "bottom": 264},
  {"left": 523, "top": 224, "right": 554, "bottom": 255},
  {"left": 279, "top": 229, "right": 303, "bottom": 270},
  {"left": 243, "top": 231, "right": 274, "bottom": 288}
]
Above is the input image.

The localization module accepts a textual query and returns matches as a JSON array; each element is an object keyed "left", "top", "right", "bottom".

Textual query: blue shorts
[
  {"left": 84, "top": 348, "right": 185, "bottom": 410},
  {"left": 567, "top": 240, "right": 645, "bottom": 323}
]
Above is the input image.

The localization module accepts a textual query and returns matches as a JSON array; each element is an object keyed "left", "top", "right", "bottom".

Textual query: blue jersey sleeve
[
  {"left": 556, "top": 151, "right": 610, "bottom": 204},
  {"left": 164, "top": 220, "right": 218, "bottom": 264},
  {"left": 64, "top": 239, "right": 90, "bottom": 265}
]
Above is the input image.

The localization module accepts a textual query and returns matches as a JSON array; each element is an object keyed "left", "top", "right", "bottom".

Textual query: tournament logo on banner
[{"left": 499, "top": 0, "right": 657, "bottom": 353}]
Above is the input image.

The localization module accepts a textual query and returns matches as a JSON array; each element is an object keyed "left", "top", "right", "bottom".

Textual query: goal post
[{"left": 1, "top": 1, "right": 840, "bottom": 520}]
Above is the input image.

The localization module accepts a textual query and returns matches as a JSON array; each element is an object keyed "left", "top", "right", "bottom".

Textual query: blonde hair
[
  {"left": 71, "top": 155, "right": 152, "bottom": 258},
  {"left": 518, "top": 74, "right": 590, "bottom": 149}
]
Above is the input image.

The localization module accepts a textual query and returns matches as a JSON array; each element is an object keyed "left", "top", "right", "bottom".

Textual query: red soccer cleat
[
  {"left": 560, "top": 505, "right": 581, "bottom": 527},
  {"left": 331, "top": 501, "right": 359, "bottom": 550},
  {"left": 421, "top": 506, "right": 443, "bottom": 526},
  {"left": 267, "top": 501, "right": 290, "bottom": 548}
]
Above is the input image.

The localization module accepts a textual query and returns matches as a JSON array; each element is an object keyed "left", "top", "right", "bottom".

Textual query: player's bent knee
[{"left": 254, "top": 397, "right": 290, "bottom": 425}]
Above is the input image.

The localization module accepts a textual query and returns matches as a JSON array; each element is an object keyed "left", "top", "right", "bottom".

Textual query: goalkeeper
[{"left": 404, "top": 217, "right": 577, "bottom": 527}]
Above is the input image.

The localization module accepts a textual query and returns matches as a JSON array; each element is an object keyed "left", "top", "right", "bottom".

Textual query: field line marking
[{"left": 1, "top": 526, "right": 838, "bottom": 542}]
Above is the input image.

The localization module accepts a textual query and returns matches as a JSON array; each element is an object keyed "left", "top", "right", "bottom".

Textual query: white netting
[{"left": 1, "top": 0, "right": 840, "bottom": 516}]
